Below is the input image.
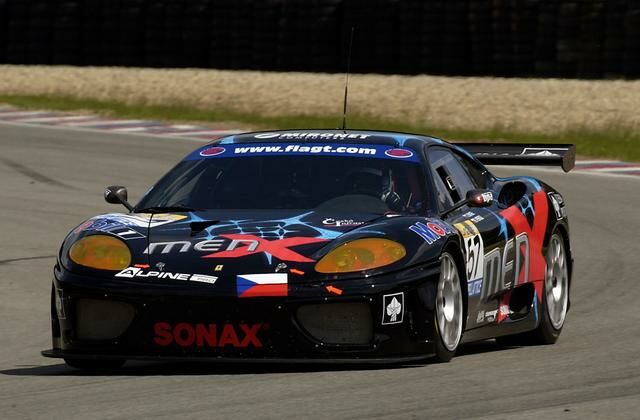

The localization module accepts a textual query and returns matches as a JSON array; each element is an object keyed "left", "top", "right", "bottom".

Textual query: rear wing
[{"left": 453, "top": 143, "right": 576, "bottom": 173}]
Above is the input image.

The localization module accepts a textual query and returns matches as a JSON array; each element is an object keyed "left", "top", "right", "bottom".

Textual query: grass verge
[{"left": 1, "top": 94, "right": 638, "bottom": 161}]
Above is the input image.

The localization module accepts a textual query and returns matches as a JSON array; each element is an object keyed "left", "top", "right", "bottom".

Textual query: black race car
[{"left": 43, "top": 130, "right": 575, "bottom": 368}]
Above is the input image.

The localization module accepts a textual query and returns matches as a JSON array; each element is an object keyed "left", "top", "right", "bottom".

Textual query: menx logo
[
  {"left": 144, "top": 234, "right": 328, "bottom": 263},
  {"left": 202, "top": 234, "right": 327, "bottom": 263}
]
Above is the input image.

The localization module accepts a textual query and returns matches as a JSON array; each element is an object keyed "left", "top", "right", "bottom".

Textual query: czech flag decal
[{"left": 236, "top": 273, "right": 288, "bottom": 298}]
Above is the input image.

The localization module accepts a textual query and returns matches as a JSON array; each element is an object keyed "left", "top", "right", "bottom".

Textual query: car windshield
[{"left": 136, "top": 148, "right": 429, "bottom": 214}]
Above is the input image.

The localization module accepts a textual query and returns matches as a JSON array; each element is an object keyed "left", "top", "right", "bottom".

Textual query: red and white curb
[
  {"left": 573, "top": 160, "right": 640, "bottom": 177},
  {"left": 0, "top": 106, "right": 240, "bottom": 140},
  {"left": 0, "top": 105, "right": 638, "bottom": 178}
]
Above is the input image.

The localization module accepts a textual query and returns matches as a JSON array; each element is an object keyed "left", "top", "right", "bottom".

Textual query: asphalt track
[{"left": 1, "top": 123, "right": 639, "bottom": 420}]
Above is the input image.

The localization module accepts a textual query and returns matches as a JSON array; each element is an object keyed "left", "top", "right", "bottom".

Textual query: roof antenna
[{"left": 340, "top": 27, "right": 355, "bottom": 132}]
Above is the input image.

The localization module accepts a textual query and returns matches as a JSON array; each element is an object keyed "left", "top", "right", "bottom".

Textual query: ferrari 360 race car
[{"left": 43, "top": 130, "right": 574, "bottom": 368}]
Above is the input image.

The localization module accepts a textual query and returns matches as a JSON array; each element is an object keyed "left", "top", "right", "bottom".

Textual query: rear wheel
[
  {"left": 497, "top": 232, "right": 569, "bottom": 346},
  {"left": 433, "top": 252, "right": 464, "bottom": 362},
  {"left": 534, "top": 232, "right": 569, "bottom": 343},
  {"left": 64, "top": 358, "right": 125, "bottom": 370}
]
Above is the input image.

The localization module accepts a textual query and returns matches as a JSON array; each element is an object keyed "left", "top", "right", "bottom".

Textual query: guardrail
[{"left": 0, "top": 0, "right": 638, "bottom": 78}]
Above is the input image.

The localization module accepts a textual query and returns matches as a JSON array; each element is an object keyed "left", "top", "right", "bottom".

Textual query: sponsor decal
[
  {"left": 200, "top": 146, "right": 226, "bottom": 156},
  {"left": 322, "top": 218, "right": 364, "bottom": 227},
  {"left": 481, "top": 233, "right": 529, "bottom": 299},
  {"left": 384, "top": 148, "right": 414, "bottom": 159},
  {"left": 548, "top": 192, "right": 566, "bottom": 220},
  {"left": 382, "top": 292, "right": 404, "bottom": 325},
  {"left": 54, "top": 288, "right": 66, "bottom": 319},
  {"left": 254, "top": 132, "right": 371, "bottom": 140},
  {"left": 471, "top": 215, "right": 484, "bottom": 223},
  {"left": 475, "top": 191, "right": 549, "bottom": 322},
  {"left": 454, "top": 220, "right": 484, "bottom": 297},
  {"left": 188, "top": 143, "right": 420, "bottom": 162},
  {"left": 80, "top": 213, "right": 187, "bottom": 230},
  {"left": 236, "top": 144, "right": 376, "bottom": 156},
  {"left": 202, "top": 234, "right": 327, "bottom": 262},
  {"left": 254, "top": 132, "right": 281, "bottom": 139},
  {"left": 115, "top": 267, "right": 218, "bottom": 285},
  {"left": 499, "top": 190, "right": 548, "bottom": 299},
  {"left": 476, "top": 309, "right": 498, "bottom": 323},
  {"left": 520, "top": 147, "right": 567, "bottom": 157},
  {"left": 454, "top": 220, "right": 478, "bottom": 239},
  {"left": 144, "top": 235, "right": 328, "bottom": 263},
  {"left": 146, "top": 214, "right": 189, "bottom": 227},
  {"left": 236, "top": 273, "right": 288, "bottom": 298},
  {"left": 463, "top": 212, "right": 484, "bottom": 223},
  {"left": 473, "top": 191, "right": 493, "bottom": 205},
  {"left": 214, "top": 264, "right": 224, "bottom": 272},
  {"left": 469, "top": 280, "right": 482, "bottom": 296},
  {"left": 154, "top": 322, "right": 263, "bottom": 348},
  {"left": 409, "top": 220, "right": 452, "bottom": 244},
  {"left": 74, "top": 218, "right": 146, "bottom": 239}
]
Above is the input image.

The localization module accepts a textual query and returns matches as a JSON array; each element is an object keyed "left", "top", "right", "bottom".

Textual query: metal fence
[{"left": 0, "top": 0, "right": 638, "bottom": 78}]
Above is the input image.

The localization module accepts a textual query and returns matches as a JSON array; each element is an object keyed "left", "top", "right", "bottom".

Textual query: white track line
[
  {"left": 589, "top": 166, "right": 640, "bottom": 172},
  {"left": 576, "top": 160, "right": 621, "bottom": 165},
  {"left": 167, "top": 124, "right": 203, "bottom": 130},
  {"left": 489, "top": 164, "right": 640, "bottom": 180},
  {"left": 14, "top": 115, "right": 97, "bottom": 123},
  {"left": 110, "top": 126, "right": 167, "bottom": 132},
  {"left": 0, "top": 110, "right": 54, "bottom": 118},
  {"left": 168, "top": 130, "right": 241, "bottom": 136},
  {"left": 0, "top": 119, "right": 210, "bottom": 142},
  {"left": 62, "top": 119, "right": 148, "bottom": 127}
]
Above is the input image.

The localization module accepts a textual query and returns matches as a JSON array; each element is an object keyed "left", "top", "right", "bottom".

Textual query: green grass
[{"left": 1, "top": 94, "right": 638, "bottom": 161}]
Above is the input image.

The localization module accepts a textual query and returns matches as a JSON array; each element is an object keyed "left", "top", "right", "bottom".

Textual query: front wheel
[{"left": 433, "top": 252, "right": 464, "bottom": 362}]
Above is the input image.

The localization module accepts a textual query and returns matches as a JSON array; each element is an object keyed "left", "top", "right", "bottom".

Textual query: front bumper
[{"left": 46, "top": 262, "right": 441, "bottom": 363}]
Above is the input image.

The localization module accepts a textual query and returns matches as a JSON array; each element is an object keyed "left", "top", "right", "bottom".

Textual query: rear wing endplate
[{"left": 453, "top": 143, "right": 576, "bottom": 173}]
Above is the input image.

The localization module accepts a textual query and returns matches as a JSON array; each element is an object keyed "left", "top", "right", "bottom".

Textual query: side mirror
[
  {"left": 466, "top": 189, "right": 494, "bottom": 207},
  {"left": 441, "top": 189, "right": 494, "bottom": 217},
  {"left": 104, "top": 185, "right": 133, "bottom": 211}
]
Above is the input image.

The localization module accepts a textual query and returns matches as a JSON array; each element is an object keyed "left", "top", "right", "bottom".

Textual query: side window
[
  {"left": 455, "top": 153, "right": 490, "bottom": 189},
  {"left": 428, "top": 148, "right": 477, "bottom": 210}
]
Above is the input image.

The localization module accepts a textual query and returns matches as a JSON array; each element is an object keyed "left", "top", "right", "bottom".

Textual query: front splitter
[{"left": 42, "top": 348, "right": 431, "bottom": 365}]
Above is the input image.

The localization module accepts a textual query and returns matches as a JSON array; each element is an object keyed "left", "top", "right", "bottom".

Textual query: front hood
[
  {"left": 141, "top": 210, "right": 377, "bottom": 277},
  {"left": 64, "top": 210, "right": 456, "bottom": 294}
]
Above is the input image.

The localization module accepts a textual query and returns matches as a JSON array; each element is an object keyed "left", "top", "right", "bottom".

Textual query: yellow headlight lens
[
  {"left": 69, "top": 235, "right": 132, "bottom": 271},
  {"left": 315, "top": 238, "right": 406, "bottom": 274}
]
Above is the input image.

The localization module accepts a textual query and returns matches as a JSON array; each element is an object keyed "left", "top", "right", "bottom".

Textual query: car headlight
[
  {"left": 68, "top": 235, "right": 132, "bottom": 271},
  {"left": 315, "top": 238, "right": 406, "bottom": 274}
]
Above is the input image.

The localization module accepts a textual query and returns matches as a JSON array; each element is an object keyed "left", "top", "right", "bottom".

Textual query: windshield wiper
[{"left": 135, "top": 205, "right": 201, "bottom": 213}]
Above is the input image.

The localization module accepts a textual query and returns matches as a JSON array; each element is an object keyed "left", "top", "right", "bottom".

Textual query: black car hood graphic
[{"left": 142, "top": 210, "right": 378, "bottom": 278}]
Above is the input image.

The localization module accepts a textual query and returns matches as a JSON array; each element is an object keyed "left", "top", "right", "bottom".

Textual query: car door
[{"left": 425, "top": 146, "right": 504, "bottom": 329}]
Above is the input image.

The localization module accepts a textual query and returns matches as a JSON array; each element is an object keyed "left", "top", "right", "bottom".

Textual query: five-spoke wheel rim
[
  {"left": 436, "top": 254, "right": 463, "bottom": 351},
  {"left": 545, "top": 234, "right": 569, "bottom": 330}
]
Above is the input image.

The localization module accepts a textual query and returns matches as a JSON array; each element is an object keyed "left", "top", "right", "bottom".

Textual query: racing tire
[
  {"left": 530, "top": 232, "right": 570, "bottom": 344},
  {"left": 433, "top": 252, "right": 464, "bottom": 362},
  {"left": 497, "top": 232, "right": 569, "bottom": 346},
  {"left": 64, "top": 358, "right": 125, "bottom": 370}
]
